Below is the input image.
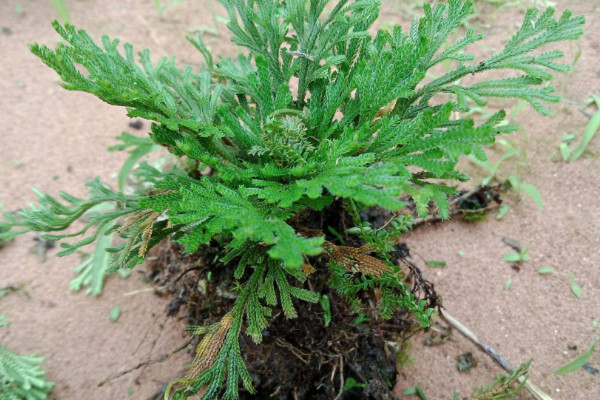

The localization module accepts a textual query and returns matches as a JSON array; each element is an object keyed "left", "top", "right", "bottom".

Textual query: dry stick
[
  {"left": 97, "top": 339, "right": 193, "bottom": 387},
  {"left": 441, "top": 311, "right": 554, "bottom": 400}
]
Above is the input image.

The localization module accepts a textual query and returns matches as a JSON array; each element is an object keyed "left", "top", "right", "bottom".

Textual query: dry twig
[
  {"left": 441, "top": 310, "right": 554, "bottom": 400},
  {"left": 97, "top": 339, "right": 193, "bottom": 387}
]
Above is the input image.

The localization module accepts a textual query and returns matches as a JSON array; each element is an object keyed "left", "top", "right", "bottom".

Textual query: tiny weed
[
  {"left": 403, "top": 386, "right": 428, "bottom": 400},
  {"left": 554, "top": 337, "right": 597, "bottom": 374},
  {"left": 502, "top": 247, "right": 529, "bottom": 263},
  {"left": 342, "top": 377, "right": 366, "bottom": 392},
  {"left": 537, "top": 267, "right": 554, "bottom": 274},
  {"left": 558, "top": 133, "right": 576, "bottom": 161},
  {"left": 426, "top": 260, "right": 446, "bottom": 267},
  {"left": 496, "top": 204, "right": 509, "bottom": 220},
  {"left": 507, "top": 175, "right": 543, "bottom": 210},
  {"left": 109, "top": 306, "right": 121, "bottom": 322},
  {"left": 469, "top": 139, "right": 543, "bottom": 210},
  {"left": 569, "top": 94, "right": 600, "bottom": 161},
  {"left": 568, "top": 272, "right": 583, "bottom": 298}
]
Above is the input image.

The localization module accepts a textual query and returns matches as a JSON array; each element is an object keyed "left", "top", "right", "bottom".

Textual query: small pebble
[{"left": 128, "top": 119, "right": 144, "bottom": 130}]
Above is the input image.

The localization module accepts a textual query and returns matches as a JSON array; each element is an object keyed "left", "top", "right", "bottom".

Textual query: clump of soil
[{"left": 146, "top": 201, "right": 439, "bottom": 400}]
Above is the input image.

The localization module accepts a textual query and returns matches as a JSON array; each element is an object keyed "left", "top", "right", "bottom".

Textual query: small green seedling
[
  {"left": 457, "top": 250, "right": 465, "bottom": 257},
  {"left": 468, "top": 143, "right": 519, "bottom": 186},
  {"left": 507, "top": 175, "right": 543, "bottom": 210},
  {"left": 559, "top": 133, "right": 576, "bottom": 161},
  {"left": 426, "top": 260, "right": 446, "bottom": 267},
  {"left": 469, "top": 139, "right": 543, "bottom": 210},
  {"left": 504, "top": 278, "right": 512, "bottom": 291},
  {"left": 496, "top": 204, "right": 509, "bottom": 220},
  {"left": 403, "top": 386, "right": 428, "bottom": 400},
  {"left": 342, "top": 377, "right": 366, "bottom": 392},
  {"left": 537, "top": 267, "right": 554, "bottom": 274},
  {"left": 569, "top": 94, "right": 600, "bottom": 162},
  {"left": 319, "top": 294, "right": 331, "bottom": 327},
  {"left": 502, "top": 247, "right": 529, "bottom": 263},
  {"left": 569, "top": 273, "right": 582, "bottom": 298},
  {"left": 553, "top": 337, "right": 597, "bottom": 374},
  {"left": 109, "top": 306, "right": 121, "bottom": 322}
]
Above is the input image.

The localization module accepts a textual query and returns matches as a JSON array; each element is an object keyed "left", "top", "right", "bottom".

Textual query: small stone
[{"left": 128, "top": 119, "right": 144, "bottom": 130}]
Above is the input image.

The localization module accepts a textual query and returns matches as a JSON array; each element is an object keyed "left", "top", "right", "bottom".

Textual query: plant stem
[{"left": 441, "top": 310, "right": 554, "bottom": 400}]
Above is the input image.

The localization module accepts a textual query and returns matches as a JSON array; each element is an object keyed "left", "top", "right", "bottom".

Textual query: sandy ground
[{"left": 0, "top": 1, "right": 598, "bottom": 399}]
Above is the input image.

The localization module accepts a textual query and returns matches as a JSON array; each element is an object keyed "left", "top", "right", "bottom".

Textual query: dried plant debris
[
  {"left": 466, "top": 360, "right": 530, "bottom": 400},
  {"left": 407, "top": 185, "right": 504, "bottom": 227},
  {"left": 457, "top": 352, "right": 477, "bottom": 372},
  {"left": 424, "top": 322, "right": 453, "bottom": 346},
  {"left": 501, "top": 238, "right": 521, "bottom": 252},
  {"left": 582, "top": 362, "right": 599, "bottom": 375},
  {"left": 28, "top": 235, "right": 55, "bottom": 262}
]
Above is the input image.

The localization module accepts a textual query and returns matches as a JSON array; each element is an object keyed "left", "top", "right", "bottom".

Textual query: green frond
[{"left": 0, "top": 345, "right": 54, "bottom": 399}]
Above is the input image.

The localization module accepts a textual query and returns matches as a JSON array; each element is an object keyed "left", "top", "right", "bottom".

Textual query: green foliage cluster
[
  {"left": 0, "top": 0, "right": 584, "bottom": 399},
  {"left": 0, "top": 342, "right": 54, "bottom": 400}
]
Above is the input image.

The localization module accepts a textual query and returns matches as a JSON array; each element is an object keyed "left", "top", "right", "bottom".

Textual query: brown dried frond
[
  {"left": 295, "top": 225, "right": 391, "bottom": 277},
  {"left": 186, "top": 313, "right": 233, "bottom": 379},
  {"left": 164, "top": 314, "right": 233, "bottom": 400},
  {"left": 116, "top": 209, "right": 162, "bottom": 258},
  {"left": 118, "top": 209, "right": 156, "bottom": 233},
  {"left": 138, "top": 211, "right": 161, "bottom": 257},
  {"left": 322, "top": 241, "right": 391, "bottom": 277},
  {"left": 301, "top": 263, "right": 315, "bottom": 276}
]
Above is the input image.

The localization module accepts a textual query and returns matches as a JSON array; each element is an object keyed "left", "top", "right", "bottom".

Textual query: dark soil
[{"left": 146, "top": 201, "right": 440, "bottom": 400}]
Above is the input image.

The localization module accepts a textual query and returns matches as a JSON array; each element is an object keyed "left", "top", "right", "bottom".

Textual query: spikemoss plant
[
  {"left": 0, "top": 330, "right": 54, "bottom": 399},
  {"left": 0, "top": 0, "right": 584, "bottom": 399}
]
